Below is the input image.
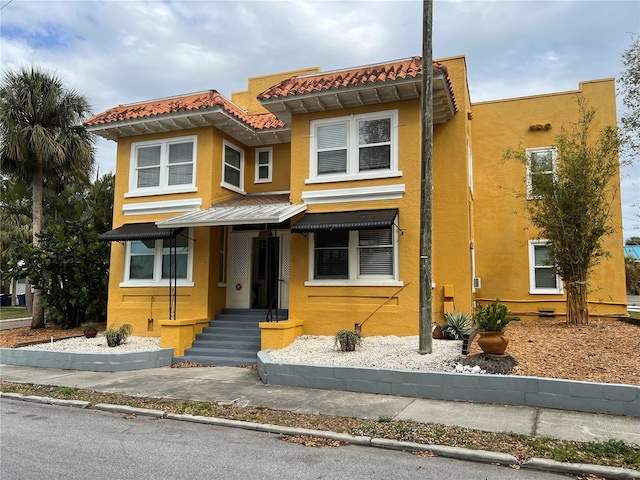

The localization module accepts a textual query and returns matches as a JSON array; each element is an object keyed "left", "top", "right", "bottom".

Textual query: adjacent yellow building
[{"left": 86, "top": 55, "right": 627, "bottom": 362}]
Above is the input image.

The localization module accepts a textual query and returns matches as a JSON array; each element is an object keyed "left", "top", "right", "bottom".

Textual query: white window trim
[
  {"left": 254, "top": 147, "right": 273, "bottom": 184},
  {"left": 221, "top": 140, "right": 245, "bottom": 194},
  {"left": 308, "top": 110, "right": 399, "bottom": 183},
  {"left": 120, "top": 229, "right": 194, "bottom": 287},
  {"left": 528, "top": 239, "right": 563, "bottom": 295},
  {"left": 127, "top": 136, "right": 197, "bottom": 197},
  {"left": 526, "top": 146, "right": 557, "bottom": 199},
  {"left": 305, "top": 223, "right": 401, "bottom": 287}
]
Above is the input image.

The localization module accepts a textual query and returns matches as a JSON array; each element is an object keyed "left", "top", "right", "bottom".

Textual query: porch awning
[
  {"left": 291, "top": 208, "right": 398, "bottom": 233},
  {"left": 99, "top": 222, "right": 183, "bottom": 241},
  {"left": 156, "top": 202, "right": 307, "bottom": 228}
]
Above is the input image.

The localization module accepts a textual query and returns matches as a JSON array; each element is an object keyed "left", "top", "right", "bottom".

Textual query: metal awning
[
  {"left": 99, "top": 223, "right": 183, "bottom": 241},
  {"left": 156, "top": 202, "right": 307, "bottom": 228},
  {"left": 291, "top": 208, "right": 398, "bottom": 233}
]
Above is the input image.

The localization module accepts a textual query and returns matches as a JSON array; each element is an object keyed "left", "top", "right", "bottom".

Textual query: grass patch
[
  {"left": 629, "top": 311, "right": 640, "bottom": 320},
  {"left": 0, "top": 306, "right": 29, "bottom": 320},
  {"left": 1, "top": 380, "right": 638, "bottom": 470}
]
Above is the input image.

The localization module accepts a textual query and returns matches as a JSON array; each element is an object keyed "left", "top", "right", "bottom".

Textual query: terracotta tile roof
[
  {"left": 84, "top": 90, "right": 284, "bottom": 130},
  {"left": 257, "top": 56, "right": 449, "bottom": 100},
  {"left": 211, "top": 193, "right": 290, "bottom": 208}
]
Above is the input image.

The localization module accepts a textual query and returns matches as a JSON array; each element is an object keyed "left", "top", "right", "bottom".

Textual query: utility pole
[{"left": 419, "top": 0, "right": 433, "bottom": 354}]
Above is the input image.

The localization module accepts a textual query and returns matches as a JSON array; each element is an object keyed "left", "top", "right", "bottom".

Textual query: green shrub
[
  {"left": 104, "top": 323, "right": 133, "bottom": 347},
  {"left": 474, "top": 299, "right": 519, "bottom": 332},
  {"left": 334, "top": 329, "right": 363, "bottom": 352},
  {"left": 442, "top": 311, "right": 471, "bottom": 340}
]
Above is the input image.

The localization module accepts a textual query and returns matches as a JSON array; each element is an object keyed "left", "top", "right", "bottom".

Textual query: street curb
[
  {"left": 92, "top": 403, "right": 165, "bottom": 418},
  {"left": 2, "top": 392, "right": 638, "bottom": 479},
  {"left": 370, "top": 438, "right": 518, "bottom": 465},
  {"left": 522, "top": 458, "right": 639, "bottom": 480}
]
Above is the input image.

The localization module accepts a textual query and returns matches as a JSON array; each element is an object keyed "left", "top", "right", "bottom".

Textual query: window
[
  {"left": 309, "top": 110, "right": 399, "bottom": 183},
  {"left": 123, "top": 232, "right": 193, "bottom": 286},
  {"left": 309, "top": 227, "right": 398, "bottom": 285},
  {"left": 255, "top": 147, "right": 272, "bottom": 183},
  {"left": 526, "top": 147, "right": 556, "bottom": 198},
  {"left": 222, "top": 141, "right": 244, "bottom": 193},
  {"left": 128, "top": 136, "right": 196, "bottom": 196},
  {"left": 528, "top": 240, "right": 563, "bottom": 294}
]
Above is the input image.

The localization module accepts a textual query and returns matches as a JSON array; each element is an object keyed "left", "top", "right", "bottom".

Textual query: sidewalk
[{"left": 1, "top": 363, "right": 639, "bottom": 446}]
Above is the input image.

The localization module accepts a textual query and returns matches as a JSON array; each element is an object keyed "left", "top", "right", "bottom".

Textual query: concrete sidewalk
[{"left": 1, "top": 363, "right": 639, "bottom": 446}]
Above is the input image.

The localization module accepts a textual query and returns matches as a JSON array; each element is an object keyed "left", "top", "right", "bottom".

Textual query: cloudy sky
[{"left": 1, "top": 0, "right": 639, "bottom": 237}]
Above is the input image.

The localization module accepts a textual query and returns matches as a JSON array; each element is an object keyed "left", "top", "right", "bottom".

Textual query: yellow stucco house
[{"left": 86, "top": 55, "right": 627, "bottom": 365}]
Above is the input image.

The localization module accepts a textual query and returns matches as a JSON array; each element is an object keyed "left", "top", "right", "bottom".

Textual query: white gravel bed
[
  {"left": 267, "top": 335, "right": 463, "bottom": 372},
  {"left": 19, "top": 335, "right": 161, "bottom": 353}
]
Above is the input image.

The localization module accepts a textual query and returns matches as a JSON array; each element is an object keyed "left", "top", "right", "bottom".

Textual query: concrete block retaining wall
[
  {"left": 0, "top": 347, "right": 174, "bottom": 372},
  {"left": 257, "top": 351, "right": 640, "bottom": 417}
]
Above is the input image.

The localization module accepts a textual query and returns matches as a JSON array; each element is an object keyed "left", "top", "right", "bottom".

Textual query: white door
[{"left": 226, "top": 233, "right": 251, "bottom": 308}]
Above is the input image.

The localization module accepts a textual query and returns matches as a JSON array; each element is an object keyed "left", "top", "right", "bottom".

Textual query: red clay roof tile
[
  {"left": 257, "top": 56, "right": 449, "bottom": 101},
  {"left": 84, "top": 90, "right": 284, "bottom": 130}
]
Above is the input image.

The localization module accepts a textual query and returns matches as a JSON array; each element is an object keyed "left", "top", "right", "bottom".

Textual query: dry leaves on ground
[{"left": 468, "top": 317, "right": 640, "bottom": 385}]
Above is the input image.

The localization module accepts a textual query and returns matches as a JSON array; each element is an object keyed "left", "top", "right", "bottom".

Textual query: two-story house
[{"left": 86, "top": 55, "right": 627, "bottom": 364}]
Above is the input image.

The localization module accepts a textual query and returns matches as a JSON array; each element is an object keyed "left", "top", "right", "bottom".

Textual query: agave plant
[{"left": 442, "top": 311, "right": 471, "bottom": 340}]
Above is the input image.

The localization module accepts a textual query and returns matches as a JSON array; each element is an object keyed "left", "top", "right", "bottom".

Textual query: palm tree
[{"left": 0, "top": 66, "right": 95, "bottom": 329}]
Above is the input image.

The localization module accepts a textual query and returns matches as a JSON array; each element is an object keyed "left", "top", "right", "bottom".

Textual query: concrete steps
[{"left": 172, "top": 309, "right": 287, "bottom": 366}]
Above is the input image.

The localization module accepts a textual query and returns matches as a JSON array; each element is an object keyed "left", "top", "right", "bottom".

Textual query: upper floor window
[
  {"left": 222, "top": 140, "right": 244, "bottom": 193},
  {"left": 526, "top": 147, "right": 557, "bottom": 198},
  {"left": 528, "top": 240, "right": 563, "bottom": 294},
  {"left": 128, "top": 136, "right": 196, "bottom": 197},
  {"left": 255, "top": 147, "right": 272, "bottom": 183},
  {"left": 308, "top": 110, "right": 399, "bottom": 183}
]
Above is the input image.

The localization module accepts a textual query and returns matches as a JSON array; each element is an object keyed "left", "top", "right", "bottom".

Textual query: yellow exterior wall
[
  {"left": 471, "top": 79, "right": 627, "bottom": 317},
  {"left": 285, "top": 56, "right": 475, "bottom": 338},
  {"left": 232, "top": 67, "right": 321, "bottom": 114}
]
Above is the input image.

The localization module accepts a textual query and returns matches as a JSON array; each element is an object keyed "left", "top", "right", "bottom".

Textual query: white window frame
[
  {"left": 528, "top": 240, "right": 563, "bottom": 294},
  {"left": 254, "top": 147, "right": 273, "bottom": 183},
  {"left": 305, "top": 225, "right": 401, "bottom": 287},
  {"left": 526, "top": 146, "right": 557, "bottom": 199},
  {"left": 126, "top": 136, "right": 197, "bottom": 198},
  {"left": 221, "top": 140, "right": 245, "bottom": 194},
  {"left": 120, "top": 229, "right": 194, "bottom": 287},
  {"left": 307, "top": 110, "right": 400, "bottom": 184}
]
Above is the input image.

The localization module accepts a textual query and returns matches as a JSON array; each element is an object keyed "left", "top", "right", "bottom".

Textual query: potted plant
[
  {"left": 442, "top": 311, "right": 471, "bottom": 340},
  {"left": 334, "top": 329, "right": 363, "bottom": 352},
  {"left": 474, "top": 299, "right": 519, "bottom": 355},
  {"left": 80, "top": 321, "right": 99, "bottom": 338}
]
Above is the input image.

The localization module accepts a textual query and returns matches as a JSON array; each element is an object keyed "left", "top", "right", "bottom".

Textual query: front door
[{"left": 226, "top": 230, "right": 290, "bottom": 310}]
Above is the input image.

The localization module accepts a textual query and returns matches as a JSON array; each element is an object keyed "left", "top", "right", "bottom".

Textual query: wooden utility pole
[{"left": 419, "top": 0, "right": 433, "bottom": 354}]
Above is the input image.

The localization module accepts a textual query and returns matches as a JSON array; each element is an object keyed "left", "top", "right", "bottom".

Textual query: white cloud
[{"left": 1, "top": 0, "right": 638, "bottom": 236}]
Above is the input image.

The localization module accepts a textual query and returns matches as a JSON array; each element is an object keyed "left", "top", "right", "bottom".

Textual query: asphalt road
[{"left": 0, "top": 400, "right": 571, "bottom": 480}]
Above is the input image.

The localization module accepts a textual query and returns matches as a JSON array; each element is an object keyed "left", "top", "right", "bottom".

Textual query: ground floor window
[
  {"left": 528, "top": 240, "right": 562, "bottom": 294},
  {"left": 310, "top": 227, "right": 397, "bottom": 284},
  {"left": 123, "top": 231, "right": 193, "bottom": 286}
]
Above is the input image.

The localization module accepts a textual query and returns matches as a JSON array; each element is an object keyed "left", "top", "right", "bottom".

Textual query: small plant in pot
[
  {"left": 474, "top": 299, "right": 519, "bottom": 355},
  {"left": 80, "top": 321, "right": 99, "bottom": 338},
  {"left": 334, "top": 329, "right": 363, "bottom": 352},
  {"left": 442, "top": 311, "right": 471, "bottom": 340},
  {"left": 103, "top": 323, "right": 133, "bottom": 347}
]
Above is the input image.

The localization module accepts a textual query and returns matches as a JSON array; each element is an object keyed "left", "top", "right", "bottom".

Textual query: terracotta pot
[
  {"left": 432, "top": 325, "right": 445, "bottom": 339},
  {"left": 477, "top": 331, "right": 508, "bottom": 355},
  {"left": 83, "top": 330, "right": 98, "bottom": 339}
]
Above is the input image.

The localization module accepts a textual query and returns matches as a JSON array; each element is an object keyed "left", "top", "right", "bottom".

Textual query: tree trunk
[
  {"left": 25, "top": 280, "right": 33, "bottom": 312},
  {"left": 30, "top": 160, "right": 45, "bottom": 329},
  {"left": 566, "top": 281, "right": 589, "bottom": 325},
  {"left": 10, "top": 278, "right": 17, "bottom": 307}
]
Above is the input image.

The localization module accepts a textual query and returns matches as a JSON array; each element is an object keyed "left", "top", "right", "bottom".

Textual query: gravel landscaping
[
  {"left": 19, "top": 334, "right": 161, "bottom": 353},
  {"left": 268, "top": 335, "right": 464, "bottom": 372}
]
